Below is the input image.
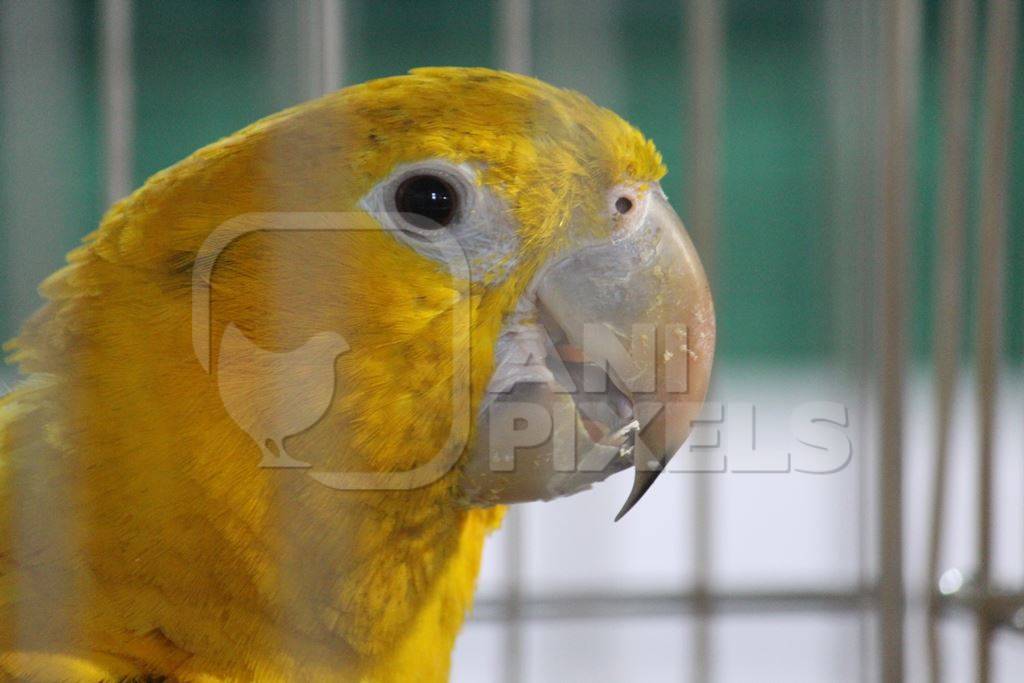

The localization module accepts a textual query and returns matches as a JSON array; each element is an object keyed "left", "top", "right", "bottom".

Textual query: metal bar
[
  {"left": 497, "top": 6, "right": 530, "bottom": 679},
  {"left": 320, "top": 0, "right": 344, "bottom": 93},
  {"left": 825, "top": 0, "right": 859, "bottom": 371},
  {"left": 939, "top": 589, "right": 1024, "bottom": 623},
  {"left": 823, "top": 11, "right": 880, "bottom": 678},
  {"left": 876, "top": 0, "right": 920, "bottom": 680},
  {"left": 302, "top": 0, "right": 344, "bottom": 98},
  {"left": 301, "top": 1, "right": 322, "bottom": 98},
  {"left": 470, "top": 586, "right": 1024, "bottom": 623},
  {"left": 0, "top": 0, "right": 81, "bottom": 657},
  {"left": 926, "top": 1, "right": 975, "bottom": 681},
  {"left": 853, "top": 4, "right": 882, "bottom": 680},
  {"left": 265, "top": 0, "right": 302, "bottom": 108},
  {"left": 472, "top": 588, "right": 873, "bottom": 622},
  {"left": 686, "top": 0, "right": 723, "bottom": 276},
  {"left": 497, "top": 0, "right": 531, "bottom": 75},
  {"left": 99, "top": 0, "right": 134, "bottom": 206},
  {"left": 502, "top": 510, "right": 523, "bottom": 683},
  {"left": 973, "top": 0, "right": 1019, "bottom": 678},
  {"left": 686, "top": 1, "right": 723, "bottom": 681}
]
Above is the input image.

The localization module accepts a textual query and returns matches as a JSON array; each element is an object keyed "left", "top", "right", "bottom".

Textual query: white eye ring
[
  {"left": 382, "top": 163, "right": 476, "bottom": 240},
  {"left": 359, "top": 159, "right": 520, "bottom": 283}
]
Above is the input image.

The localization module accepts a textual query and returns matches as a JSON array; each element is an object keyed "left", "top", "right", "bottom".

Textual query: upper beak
[{"left": 459, "top": 189, "right": 715, "bottom": 519}]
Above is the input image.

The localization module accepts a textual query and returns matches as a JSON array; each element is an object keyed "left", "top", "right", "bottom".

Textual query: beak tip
[{"left": 613, "top": 466, "right": 664, "bottom": 522}]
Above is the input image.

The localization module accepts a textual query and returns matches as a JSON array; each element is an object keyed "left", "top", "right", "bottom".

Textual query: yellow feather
[{"left": 1, "top": 67, "right": 664, "bottom": 680}]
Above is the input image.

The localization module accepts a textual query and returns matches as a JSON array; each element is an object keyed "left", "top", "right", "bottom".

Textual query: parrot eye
[
  {"left": 394, "top": 174, "right": 458, "bottom": 229},
  {"left": 365, "top": 160, "right": 518, "bottom": 282}
]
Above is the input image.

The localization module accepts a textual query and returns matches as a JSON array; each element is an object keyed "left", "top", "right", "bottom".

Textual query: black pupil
[{"left": 395, "top": 175, "right": 457, "bottom": 229}]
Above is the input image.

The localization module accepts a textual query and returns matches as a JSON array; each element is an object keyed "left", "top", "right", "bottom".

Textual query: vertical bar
[
  {"left": 302, "top": 0, "right": 345, "bottom": 98},
  {"left": 876, "top": 0, "right": 920, "bottom": 680},
  {"left": 825, "top": 0, "right": 859, "bottom": 371},
  {"left": 537, "top": 0, "right": 624, "bottom": 107},
  {"left": 853, "top": 3, "right": 882, "bottom": 680},
  {"left": 300, "top": 1, "right": 322, "bottom": 98},
  {"left": 264, "top": 0, "right": 347, "bottom": 652},
  {"left": 0, "top": 0, "right": 81, "bottom": 657},
  {"left": 320, "top": 0, "right": 344, "bottom": 93},
  {"left": 926, "top": 0, "right": 975, "bottom": 680},
  {"left": 99, "top": 0, "right": 134, "bottom": 206},
  {"left": 498, "top": 6, "right": 530, "bottom": 681},
  {"left": 686, "top": 0, "right": 723, "bottom": 275},
  {"left": 973, "top": 0, "right": 1018, "bottom": 678},
  {"left": 502, "top": 510, "right": 523, "bottom": 683},
  {"left": 824, "top": 2, "right": 883, "bottom": 675},
  {"left": 497, "top": 0, "right": 531, "bottom": 75},
  {"left": 686, "top": 1, "right": 722, "bottom": 682}
]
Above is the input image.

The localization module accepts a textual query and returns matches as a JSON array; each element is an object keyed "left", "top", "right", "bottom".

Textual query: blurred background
[{"left": 1, "top": 0, "right": 1021, "bottom": 681}]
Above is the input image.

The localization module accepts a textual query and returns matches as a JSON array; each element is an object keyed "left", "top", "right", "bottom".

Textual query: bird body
[{"left": 0, "top": 68, "right": 713, "bottom": 680}]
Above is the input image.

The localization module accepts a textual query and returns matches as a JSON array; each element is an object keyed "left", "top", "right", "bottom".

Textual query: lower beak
[{"left": 459, "top": 190, "right": 715, "bottom": 519}]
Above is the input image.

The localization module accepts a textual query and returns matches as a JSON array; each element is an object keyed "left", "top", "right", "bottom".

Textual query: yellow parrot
[{"left": 0, "top": 68, "right": 714, "bottom": 681}]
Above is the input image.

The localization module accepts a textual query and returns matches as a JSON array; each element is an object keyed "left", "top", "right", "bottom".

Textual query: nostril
[{"left": 614, "top": 196, "right": 633, "bottom": 214}]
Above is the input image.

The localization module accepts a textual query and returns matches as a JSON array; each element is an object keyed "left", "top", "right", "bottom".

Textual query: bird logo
[{"left": 216, "top": 322, "right": 349, "bottom": 468}]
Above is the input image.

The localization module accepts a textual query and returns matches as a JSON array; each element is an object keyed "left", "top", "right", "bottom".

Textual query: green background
[{"left": 1, "top": 0, "right": 1021, "bottom": 363}]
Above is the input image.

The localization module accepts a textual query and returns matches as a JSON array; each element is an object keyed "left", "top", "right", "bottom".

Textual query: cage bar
[
  {"left": 497, "top": 0, "right": 531, "bottom": 76},
  {"left": 685, "top": 1, "right": 724, "bottom": 681},
  {"left": 497, "top": 4, "right": 531, "bottom": 681},
  {"left": 302, "top": 0, "right": 345, "bottom": 98},
  {"left": 99, "top": 0, "right": 134, "bottom": 206},
  {"left": 876, "top": 0, "right": 921, "bottom": 680},
  {"left": 321, "top": 0, "right": 344, "bottom": 93},
  {"left": 973, "top": 0, "right": 1019, "bottom": 678},
  {"left": 925, "top": 0, "right": 975, "bottom": 680}
]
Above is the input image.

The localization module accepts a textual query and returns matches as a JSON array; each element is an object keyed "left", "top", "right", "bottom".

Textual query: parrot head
[
  {"left": 185, "top": 67, "right": 715, "bottom": 519},
  {"left": 51, "top": 67, "right": 714, "bottom": 525},
  {"left": 210, "top": 68, "right": 715, "bottom": 521}
]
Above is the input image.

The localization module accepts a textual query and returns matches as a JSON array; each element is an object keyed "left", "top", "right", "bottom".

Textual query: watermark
[
  {"left": 192, "top": 211, "right": 472, "bottom": 491},
  {"left": 480, "top": 398, "right": 853, "bottom": 476}
]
